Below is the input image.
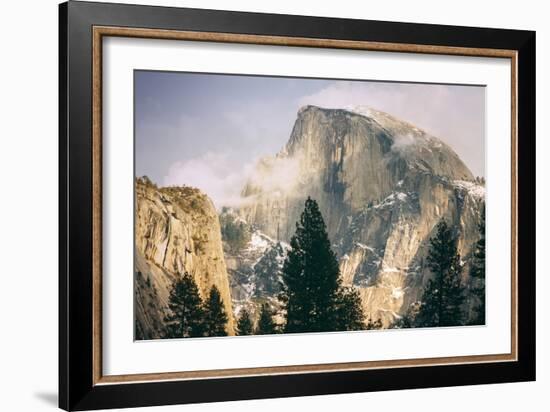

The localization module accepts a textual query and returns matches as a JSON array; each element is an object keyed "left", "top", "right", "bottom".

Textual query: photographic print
[{"left": 134, "top": 71, "right": 486, "bottom": 340}]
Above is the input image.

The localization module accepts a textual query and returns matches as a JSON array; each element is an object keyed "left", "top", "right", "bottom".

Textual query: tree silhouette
[
  {"left": 163, "top": 272, "right": 204, "bottom": 338},
  {"left": 415, "top": 220, "right": 466, "bottom": 327},
  {"left": 256, "top": 303, "right": 277, "bottom": 335},
  {"left": 469, "top": 207, "right": 486, "bottom": 325},
  {"left": 236, "top": 309, "right": 254, "bottom": 336},
  {"left": 279, "top": 197, "right": 364, "bottom": 333},
  {"left": 335, "top": 286, "right": 366, "bottom": 331},
  {"left": 279, "top": 197, "right": 341, "bottom": 333},
  {"left": 203, "top": 285, "right": 228, "bottom": 336},
  {"left": 365, "top": 317, "right": 383, "bottom": 330}
]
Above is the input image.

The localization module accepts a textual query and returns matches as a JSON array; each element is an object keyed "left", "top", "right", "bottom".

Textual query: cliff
[
  {"left": 237, "top": 105, "right": 484, "bottom": 326},
  {"left": 134, "top": 177, "right": 234, "bottom": 339}
]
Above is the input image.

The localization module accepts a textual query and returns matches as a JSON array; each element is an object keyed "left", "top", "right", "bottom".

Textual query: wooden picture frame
[{"left": 59, "top": 1, "right": 535, "bottom": 410}]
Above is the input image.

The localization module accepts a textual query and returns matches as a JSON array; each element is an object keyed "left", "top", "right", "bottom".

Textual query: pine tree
[
  {"left": 256, "top": 303, "right": 277, "bottom": 335},
  {"left": 415, "top": 220, "right": 466, "bottom": 327},
  {"left": 203, "top": 285, "right": 228, "bottom": 337},
  {"left": 470, "top": 207, "right": 486, "bottom": 325},
  {"left": 163, "top": 272, "right": 205, "bottom": 338},
  {"left": 365, "top": 317, "right": 383, "bottom": 330},
  {"left": 279, "top": 197, "right": 342, "bottom": 333},
  {"left": 236, "top": 309, "right": 254, "bottom": 336},
  {"left": 335, "top": 286, "right": 366, "bottom": 331}
]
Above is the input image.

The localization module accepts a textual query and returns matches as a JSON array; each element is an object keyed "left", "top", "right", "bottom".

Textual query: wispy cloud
[
  {"left": 163, "top": 152, "right": 255, "bottom": 209},
  {"left": 163, "top": 151, "right": 305, "bottom": 209},
  {"left": 136, "top": 73, "right": 485, "bottom": 187},
  {"left": 244, "top": 155, "right": 302, "bottom": 196}
]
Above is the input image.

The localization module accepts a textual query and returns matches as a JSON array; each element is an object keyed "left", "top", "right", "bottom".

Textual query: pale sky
[{"left": 135, "top": 71, "right": 485, "bottom": 207}]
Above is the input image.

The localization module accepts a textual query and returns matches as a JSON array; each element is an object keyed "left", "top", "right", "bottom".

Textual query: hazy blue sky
[{"left": 135, "top": 71, "right": 485, "bottom": 207}]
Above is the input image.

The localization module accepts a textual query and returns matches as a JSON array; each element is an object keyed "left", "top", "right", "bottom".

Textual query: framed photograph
[{"left": 59, "top": 1, "right": 535, "bottom": 410}]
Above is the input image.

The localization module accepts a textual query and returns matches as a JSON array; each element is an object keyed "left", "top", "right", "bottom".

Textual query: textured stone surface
[
  {"left": 237, "top": 106, "right": 484, "bottom": 326},
  {"left": 134, "top": 178, "right": 234, "bottom": 339}
]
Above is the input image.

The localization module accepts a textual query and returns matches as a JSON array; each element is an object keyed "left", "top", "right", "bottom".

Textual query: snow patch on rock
[{"left": 453, "top": 180, "right": 485, "bottom": 199}]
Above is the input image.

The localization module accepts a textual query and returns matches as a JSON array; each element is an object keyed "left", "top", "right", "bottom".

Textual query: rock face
[
  {"left": 220, "top": 209, "right": 289, "bottom": 324},
  {"left": 237, "top": 105, "right": 485, "bottom": 326},
  {"left": 134, "top": 178, "right": 234, "bottom": 339}
]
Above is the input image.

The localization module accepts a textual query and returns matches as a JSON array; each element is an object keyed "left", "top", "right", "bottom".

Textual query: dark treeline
[
  {"left": 239, "top": 303, "right": 279, "bottom": 335},
  {"left": 163, "top": 273, "right": 228, "bottom": 338},
  {"left": 469, "top": 208, "right": 486, "bottom": 325},
  {"left": 160, "top": 197, "right": 485, "bottom": 339}
]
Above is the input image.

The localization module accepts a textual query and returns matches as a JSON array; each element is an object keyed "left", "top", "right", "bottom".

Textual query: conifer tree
[
  {"left": 415, "top": 220, "right": 466, "bottom": 327},
  {"left": 279, "top": 197, "right": 342, "bottom": 333},
  {"left": 365, "top": 317, "right": 383, "bottom": 330},
  {"left": 256, "top": 303, "right": 277, "bottom": 335},
  {"left": 470, "top": 207, "right": 486, "bottom": 325},
  {"left": 203, "top": 285, "right": 228, "bottom": 337},
  {"left": 335, "top": 286, "right": 366, "bottom": 331},
  {"left": 236, "top": 309, "right": 254, "bottom": 336},
  {"left": 163, "top": 272, "right": 204, "bottom": 338}
]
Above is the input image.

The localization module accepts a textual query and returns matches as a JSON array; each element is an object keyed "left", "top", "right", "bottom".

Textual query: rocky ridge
[
  {"left": 235, "top": 105, "right": 485, "bottom": 326},
  {"left": 134, "top": 177, "right": 235, "bottom": 339}
]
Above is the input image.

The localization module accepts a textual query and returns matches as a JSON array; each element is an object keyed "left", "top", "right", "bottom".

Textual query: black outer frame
[{"left": 59, "top": 1, "right": 535, "bottom": 410}]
